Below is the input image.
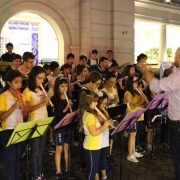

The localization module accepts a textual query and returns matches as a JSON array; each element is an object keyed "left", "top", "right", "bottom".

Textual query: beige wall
[{"left": 0, "top": 0, "right": 180, "bottom": 65}]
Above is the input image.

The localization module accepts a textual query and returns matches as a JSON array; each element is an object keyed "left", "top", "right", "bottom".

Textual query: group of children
[{"left": 0, "top": 48, "right": 159, "bottom": 180}]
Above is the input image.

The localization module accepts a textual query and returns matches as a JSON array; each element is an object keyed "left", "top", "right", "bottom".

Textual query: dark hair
[
  {"left": 86, "top": 71, "right": 102, "bottom": 83},
  {"left": 107, "top": 50, "right": 113, "bottom": 54},
  {"left": 12, "top": 54, "right": 22, "bottom": 61},
  {"left": 53, "top": 78, "right": 70, "bottom": 106},
  {"left": 145, "top": 85, "right": 152, "bottom": 101},
  {"left": 122, "top": 65, "right": 134, "bottom": 77},
  {"left": 79, "top": 55, "right": 87, "bottom": 61},
  {"left": 2, "top": 70, "right": 22, "bottom": 93},
  {"left": 27, "top": 66, "right": 46, "bottom": 92},
  {"left": 76, "top": 64, "right": 86, "bottom": 75},
  {"left": 6, "top": 42, "right": 13, "bottom": 48},
  {"left": 97, "top": 92, "right": 108, "bottom": 109},
  {"left": 104, "top": 71, "right": 117, "bottom": 81},
  {"left": 110, "top": 62, "right": 119, "bottom": 68},
  {"left": 64, "top": 63, "right": 72, "bottom": 69},
  {"left": 138, "top": 80, "right": 144, "bottom": 89},
  {"left": 78, "top": 90, "right": 99, "bottom": 131},
  {"left": 43, "top": 63, "right": 50, "bottom": 70},
  {"left": 50, "top": 61, "right": 59, "bottom": 71},
  {"left": 99, "top": 56, "right": 108, "bottom": 64},
  {"left": 124, "top": 75, "right": 138, "bottom": 96},
  {"left": 22, "top": 52, "right": 35, "bottom": 62},
  {"left": 137, "top": 53, "right": 147, "bottom": 63},
  {"left": 92, "top": 49, "right": 98, "bottom": 54},
  {"left": 66, "top": 53, "right": 74, "bottom": 59}
]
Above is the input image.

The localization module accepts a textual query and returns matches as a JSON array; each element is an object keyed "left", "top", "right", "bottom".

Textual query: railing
[{"left": 147, "top": 0, "right": 180, "bottom": 6}]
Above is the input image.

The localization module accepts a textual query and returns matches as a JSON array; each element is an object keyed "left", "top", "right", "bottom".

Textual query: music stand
[
  {"left": 107, "top": 104, "right": 127, "bottom": 120},
  {"left": 145, "top": 93, "right": 168, "bottom": 162},
  {"left": 111, "top": 108, "right": 146, "bottom": 180},
  {"left": 6, "top": 117, "right": 54, "bottom": 180},
  {"left": 54, "top": 110, "right": 79, "bottom": 177}
]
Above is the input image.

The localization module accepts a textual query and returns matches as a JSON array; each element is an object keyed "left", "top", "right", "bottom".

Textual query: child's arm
[
  {"left": 26, "top": 96, "right": 50, "bottom": 112},
  {"left": 88, "top": 119, "right": 111, "bottom": 136},
  {"left": 0, "top": 100, "right": 23, "bottom": 121},
  {"left": 125, "top": 94, "right": 145, "bottom": 108}
]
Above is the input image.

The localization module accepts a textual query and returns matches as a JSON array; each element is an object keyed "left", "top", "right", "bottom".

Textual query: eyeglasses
[
  {"left": 108, "top": 80, "right": 116, "bottom": 84},
  {"left": 101, "top": 102, "right": 107, "bottom": 105},
  {"left": 94, "top": 82, "right": 101, "bottom": 87},
  {"left": 37, "top": 76, "right": 46, "bottom": 81}
]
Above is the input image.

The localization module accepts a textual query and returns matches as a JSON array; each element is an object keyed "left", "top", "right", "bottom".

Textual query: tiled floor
[{"left": 0, "top": 132, "right": 175, "bottom": 180}]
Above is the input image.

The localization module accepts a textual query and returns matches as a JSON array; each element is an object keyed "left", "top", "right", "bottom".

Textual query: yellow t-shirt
[
  {"left": 23, "top": 87, "right": 48, "bottom": 121},
  {"left": 0, "top": 90, "right": 24, "bottom": 130},
  {"left": 124, "top": 91, "right": 143, "bottom": 121},
  {"left": 83, "top": 111, "right": 103, "bottom": 150}
]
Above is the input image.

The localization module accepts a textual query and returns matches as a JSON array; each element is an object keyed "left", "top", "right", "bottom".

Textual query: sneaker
[
  {"left": 102, "top": 177, "right": 109, "bottom": 180},
  {"left": 38, "top": 174, "right": 46, "bottom": 180},
  {"left": 49, "top": 140, "right": 56, "bottom": 150},
  {"left": 147, "top": 143, "right": 152, "bottom": 151},
  {"left": 106, "top": 155, "right": 116, "bottom": 164},
  {"left": 135, "top": 145, "right": 146, "bottom": 154},
  {"left": 66, "top": 171, "right": 76, "bottom": 179},
  {"left": 133, "top": 152, "right": 143, "bottom": 158},
  {"left": 127, "top": 155, "right": 139, "bottom": 162},
  {"left": 73, "top": 142, "right": 79, "bottom": 147},
  {"left": 80, "top": 167, "right": 87, "bottom": 175},
  {"left": 123, "top": 130, "right": 129, "bottom": 138},
  {"left": 56, "top": 172, "right": 63, "bottom": 180}
]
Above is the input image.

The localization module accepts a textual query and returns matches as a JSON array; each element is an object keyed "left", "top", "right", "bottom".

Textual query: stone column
[
  {"left": 80, "top": 0, "right": 91, "bottom": 57},
  {"left": 70, "top": 45, "right": 81, "bottom": 64},
  {"left": 111, "top": 0, "right": 135, "bottom": 64},
  {"left": 159, "top": 24, "right": 167, "bottom": 61}
]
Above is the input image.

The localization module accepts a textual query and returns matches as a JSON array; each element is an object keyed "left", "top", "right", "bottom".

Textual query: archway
[
  {"left": 0, "top": 0, "right": 75, "bottom": 65},
  {"left": 1, "top": 12, "right": 59, "bottom": 65}
]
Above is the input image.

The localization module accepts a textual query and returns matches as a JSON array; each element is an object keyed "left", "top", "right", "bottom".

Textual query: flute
[
  {"left": 40, "top": 84, "right": 53, "bottom": 107},
  {"left": 136, "top": 88, "right": 149, "bottom": 103},
  {"left": 94, "top": 107, "right": 115, "bottom": 129},
  {"left": 64, "top": 92, "right": 73, "bottom": 113},
  {"left": 17, "top": 88, "right": 28, "bottom": 116}
]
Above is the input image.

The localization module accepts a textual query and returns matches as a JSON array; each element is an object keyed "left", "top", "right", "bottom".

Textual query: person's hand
[
  {"left": 42, "top": 95, "right": 50, "bottom": 106},
  {"left": 69, "top": 84, "right": 74, "bottom": 91},
  {"left": 144, "top": 70, "right": 154, "bottom": 84},
  {"left": 104, "top": 119, "right": 112, "bottom": 128},
  {"left": 13, "top": 100, "right": 23, "bottom": 109},
  {"left": 68, "top": 100, "right": 73, "bottom": 107},
  {"left": 47, "top": 81, "right": 53, "bottom": 87},
  {"left": 139, "top": 96, "right": 147, "bottom": 104}
]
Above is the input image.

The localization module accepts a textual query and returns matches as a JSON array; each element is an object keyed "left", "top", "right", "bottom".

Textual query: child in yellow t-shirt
[
  {"left": 79, "top": 90, "right": 111, "bottom": 180},
  {"left": 0, "top": 70, "right": 25, "bottom": 180},
  {"left": 23, "top": 66, "right": 50, "bottom": 180},
  {"left": 124, "top": 75, "right": 146, "bottom": 163}
]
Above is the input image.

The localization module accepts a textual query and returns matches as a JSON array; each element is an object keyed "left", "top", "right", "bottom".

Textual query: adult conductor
[{"left": 141, "top": 47, "right": 180, "bottom": 180}]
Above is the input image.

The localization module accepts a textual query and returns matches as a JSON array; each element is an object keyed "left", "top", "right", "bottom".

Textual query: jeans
[
  {"left": 0, "top": 130, "right": 23, "bottom": 180},
  {"left": 169, "top": 121, "right": 180, "bottom": 180},
  {"left": 30, "top": 132, "right": 47, "bottom": 179}
]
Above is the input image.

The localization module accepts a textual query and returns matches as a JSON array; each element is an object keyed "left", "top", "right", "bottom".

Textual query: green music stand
[{"left": 6, "top": 117, "right": 54, "bottom": 180}]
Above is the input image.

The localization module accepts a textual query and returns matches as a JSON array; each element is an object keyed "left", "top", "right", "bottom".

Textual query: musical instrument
[
  {"left": 136, "top": 88, "right": 149, "bottom": 103},
  {"left": 40, "top": 84, "right": 53, "bottom": 107},
  {"left": 71, "top": 80, "right": 80, "bottom": 85},
  {"left": 94, "top": 107, "right": 115, "bottom": 129},
  {"left": 127, "top": 103, "right": 131, "bottom": 111},
  {"left": 64, "top": 92, "right": 73, "bottom": 113},
  {"left": 17, "top": 88, "right": 29, "bottom": 116}
]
